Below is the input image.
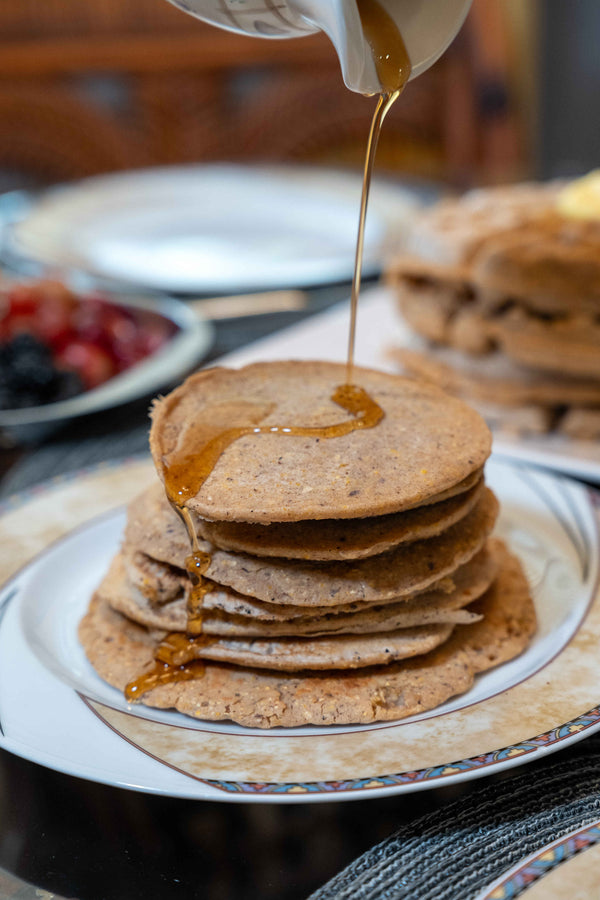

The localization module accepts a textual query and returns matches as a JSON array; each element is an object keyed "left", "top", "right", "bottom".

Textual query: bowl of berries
[{"left": 0, "top": 278, "right": 213, "bottom": 442}]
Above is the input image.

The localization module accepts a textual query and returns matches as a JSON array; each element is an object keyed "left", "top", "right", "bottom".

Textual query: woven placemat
[{"left": 310, "top": 734, "right": 600, "bottom": 900}]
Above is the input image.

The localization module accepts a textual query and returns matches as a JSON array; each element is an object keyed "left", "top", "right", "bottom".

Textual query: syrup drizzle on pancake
[
  {"left": 125, "top": 1, "right": 412, "bottom": 703},
  {"left": 163, "top": 383, "right": 384, "bottom": 509}
]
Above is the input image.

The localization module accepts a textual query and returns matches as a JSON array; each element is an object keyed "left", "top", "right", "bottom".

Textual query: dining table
[{"left": 1, "top": 277, "right": 600, "bottom": 900}]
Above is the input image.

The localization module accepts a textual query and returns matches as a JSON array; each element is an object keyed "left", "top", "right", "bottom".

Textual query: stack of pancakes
[
  {"left": 79, "top": 361, "right": 536, "bottom": 728},
  {"left": 387, "top": 180, "right": 600, "bottom": 438}
]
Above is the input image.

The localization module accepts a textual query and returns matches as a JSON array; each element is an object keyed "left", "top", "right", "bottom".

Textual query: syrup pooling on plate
[{"left": 125, "top": 1, "right": 411, "bottom": 704}]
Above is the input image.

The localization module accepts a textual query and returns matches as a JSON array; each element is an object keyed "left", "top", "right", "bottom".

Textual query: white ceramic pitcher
[{"left": 167, "top": 0, "right": 472, "bottom": 94}]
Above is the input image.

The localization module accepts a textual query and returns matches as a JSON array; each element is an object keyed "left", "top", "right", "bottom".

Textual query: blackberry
[{"left": 0, "top": 333, "right": 84, "bottom": 410}]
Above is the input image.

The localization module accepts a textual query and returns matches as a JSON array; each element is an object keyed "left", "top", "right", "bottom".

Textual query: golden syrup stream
[
  {"left": 347, "top": 0, "right": 412, "bottom": 384},
  {"left": 125, "top": 0, "right": 412, "bottom": 703}
]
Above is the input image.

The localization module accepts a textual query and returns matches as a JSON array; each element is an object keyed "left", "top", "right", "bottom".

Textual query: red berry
[
  {"left": 100, "top": 308, "right": 139, "bottom": 365},
  {"left": 72, "top": 297, "right": 106, "bottom": 344},
  {"left": 56, "top": 340, "right": 116, "bottom": 390},
  {"left": 137, "top": 318, "right": 174, "bottom": 357},
  {"left": 7, "top": 284, "right": 41, "bottom": 318},
  {"left": 38, "top": 296, "right": 78, "bottom": 347},
  {"left": 3, "top": 281, "right": 78, "bottom": 345}
]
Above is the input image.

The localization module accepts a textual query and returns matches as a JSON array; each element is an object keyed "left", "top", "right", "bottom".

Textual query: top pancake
[{"left": 149, "top": 360, "right": 491, "bottom": 523}]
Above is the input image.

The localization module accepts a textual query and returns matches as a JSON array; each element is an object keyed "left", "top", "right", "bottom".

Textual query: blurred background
[
  {"left": 1, "top": 0, "right": 599, "bottom": 446},
  {"left": 0, "top": 0, "right": 593, "bottom": 194}
]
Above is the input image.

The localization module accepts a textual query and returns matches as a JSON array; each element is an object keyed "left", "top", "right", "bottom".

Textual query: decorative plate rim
[{"left": 474, "top": 819, "right": 600, "bottom": 900}]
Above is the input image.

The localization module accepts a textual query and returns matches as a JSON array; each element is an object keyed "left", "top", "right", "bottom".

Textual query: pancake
[
  {"left": 123, "top": 546, "right": 459, "bottom": 619},
  {"left": 393, "top": 180, "right": 600, "bottom": 321},
  {"left": 559, "top": 406, "right": 600, "bottom": 440},
  {"left": 395, "top": 270, "right": 600, "bottom": 381},
  {"left": 391, "top": 345, "right": 600, "bottom": 409},
  {"left": 158, "top": 623, "right": 456, "bottom": 671},
  {"left": 149, "top": 361, "right": 491, "bottom": 523},
  {"left": 78, "top": 540, "right": 536, "bottom": 727},
  {"left": 193, "top": 478, "right": 484, "bottom": 561},
  {"left": 399, "top": 181, "right": 562, "bottom": 271},
  {"left": 123, "top": 552, "right": 186, "bottom": 605},
  {"left": 122, "top": 485, "right": 498, "bottom": 607},
  {"left": 486, "top": 308, "right": 600, "bottom": 380},
  {"left": 124, "top": 472, "right": 484, "bottom": 568},
  {"left": 470, "top": 216, "right": 600, "bottom": 318},
  {"left": 106, "top": 542, "right": 498, "bottom": 636}
]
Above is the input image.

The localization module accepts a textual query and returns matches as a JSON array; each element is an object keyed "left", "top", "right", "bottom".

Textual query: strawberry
[{"left": 56, "top": 340, "right": 116, "bottom": 390}]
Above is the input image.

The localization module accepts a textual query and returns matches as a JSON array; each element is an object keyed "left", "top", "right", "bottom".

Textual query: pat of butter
[{"left": 557, "top": 170, "right": 600, "bottom": 220}]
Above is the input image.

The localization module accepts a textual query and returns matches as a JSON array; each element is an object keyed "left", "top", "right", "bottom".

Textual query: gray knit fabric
[{"left": 310, "top": 736, "right": 600, "bottom": 900}]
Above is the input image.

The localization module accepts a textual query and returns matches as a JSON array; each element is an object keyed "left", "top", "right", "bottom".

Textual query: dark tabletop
[{"left": 1, "top": 283, "right": 600, "bottom": 900}]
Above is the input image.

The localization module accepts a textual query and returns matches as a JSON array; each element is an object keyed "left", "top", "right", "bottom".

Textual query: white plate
[
  {"left": 217, "top": 287, "right": 600, "bottom": 484},
  {"left": 0, "top": 293, "right": 213, "bottom": 443},
  {"left": 0, "top": 457, "right": 599, "bottom": 803},
  {"left": 4, "top": 165, "right": 420, "bottom": 293}
]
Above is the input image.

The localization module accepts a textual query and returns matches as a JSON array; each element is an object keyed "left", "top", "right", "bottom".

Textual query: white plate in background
[{"left": 4, "top": 165, "right": 422, "bottom": 293}]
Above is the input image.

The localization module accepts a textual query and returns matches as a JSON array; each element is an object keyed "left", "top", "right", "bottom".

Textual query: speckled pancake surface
[
  {"left": 123, "top": 487, "right": 498, "bottom": 607},
  {"left": 194, "top": 479, "right": 484, "bottom": 561},
  {"left": 149, "top": 361, "right": 491, "bottom": 523},
  {"left": 123, "top": 545, "right": 491, "bottom": 622},
  {"left": 78, "top": 541, "right": 536, "bottom": 727},
  {"left": 125, "top": 473, "right": 484, "bottom": 569},
  {"left": 106, "top": 543, "right": 498, "bottom": 636}
]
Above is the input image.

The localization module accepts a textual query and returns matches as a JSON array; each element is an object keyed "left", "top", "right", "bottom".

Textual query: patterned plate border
[
  {"left": 477, "top": 821, "right": 600, "bottom": 899},
  {"left": 79, "top": 696, "right": 600, "bottom": 796}
]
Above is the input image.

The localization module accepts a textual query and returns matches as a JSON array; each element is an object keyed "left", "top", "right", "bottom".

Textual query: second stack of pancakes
[
  {"left": 387, "top": 180, "right": 600, "bottom": 438},
  {"left": 83, "top": 361, "right": 535, "bottom": 726}
]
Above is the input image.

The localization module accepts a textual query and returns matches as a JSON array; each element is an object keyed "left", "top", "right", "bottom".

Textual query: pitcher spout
[
  {"left": 295, "top": 0, "right": 381, "bottom": 95},
  {"left": 296, "top": 0, "right": 472, "bottom": 95}
]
